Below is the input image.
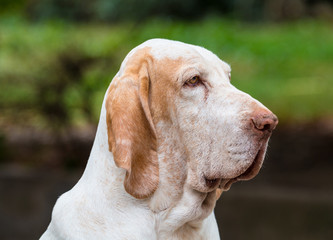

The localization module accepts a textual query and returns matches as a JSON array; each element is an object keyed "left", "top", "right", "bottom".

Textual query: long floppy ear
[{"left": 105, "top": 57, "right": 158, "bottom": 199}]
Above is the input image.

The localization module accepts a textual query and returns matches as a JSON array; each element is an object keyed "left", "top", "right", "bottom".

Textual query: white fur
[{"left": 41, "top": 39, "right": 276, "bottom": 240}]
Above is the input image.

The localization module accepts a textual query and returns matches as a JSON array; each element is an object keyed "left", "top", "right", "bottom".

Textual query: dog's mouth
[
  {"left": 199, "top": 143, "right": 267, "bottom": 193},
  {"left": 218, "top": 145, "right": 266, "bottom": 191}
]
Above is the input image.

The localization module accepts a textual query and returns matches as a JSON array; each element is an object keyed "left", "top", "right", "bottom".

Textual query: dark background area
[
  {"left": 3, "top": 0, "right": 333, "bottom": 22},
  {"left": 0, "top": 0, "right": 333, "bottom": 239}
]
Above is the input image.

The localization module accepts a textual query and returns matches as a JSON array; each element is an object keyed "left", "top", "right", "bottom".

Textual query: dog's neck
[
  {"left": 80, "top": 99, "right": 217, "bottom": 238},
  {"left": 150, "top": 121, "right": 218, "bottom": 237},
  {"left": 148, "top": 121, "right": 188, "bottom": 212}
]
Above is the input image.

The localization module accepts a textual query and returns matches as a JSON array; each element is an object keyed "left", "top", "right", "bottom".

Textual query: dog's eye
[
  {"left": 185, "top": 76, "right": 200, "bottom": 87},
  {"left": 228, "top": 72, "right": 231, "bottom": 81}
]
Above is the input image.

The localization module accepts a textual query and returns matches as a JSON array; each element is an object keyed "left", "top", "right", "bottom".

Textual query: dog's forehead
[
  {"left": 142, "top": 39, "right": 200, "bottom": 60},
  {"left": 141, "top": 39, "right": 230, "bottom": 70},
  {"left": 118, "top": 39, "right": 231, "bottom": 77}
]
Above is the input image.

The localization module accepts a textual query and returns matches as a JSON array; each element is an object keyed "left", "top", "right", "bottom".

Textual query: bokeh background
[{"left": 1, "top": 0, "right": 333, "bottom": 239}]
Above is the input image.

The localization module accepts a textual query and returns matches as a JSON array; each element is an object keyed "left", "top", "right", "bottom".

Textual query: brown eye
[
  {"left": 228, "top": 72, "right": 231, "bottom": 81},
  {"left": 186, "top": 76, "right": 200, "bottom": 86}
]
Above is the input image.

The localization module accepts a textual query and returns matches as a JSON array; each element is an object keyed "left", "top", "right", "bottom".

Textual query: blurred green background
[{"left": 0, "top": 0, "right": 333, "bottom": 239}]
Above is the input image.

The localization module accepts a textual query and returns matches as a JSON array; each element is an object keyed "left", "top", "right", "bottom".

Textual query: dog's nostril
[
  {"left": 251, "top": 111, "right": 278, "bottom": 132},
  {"left": 262, "top": 123, "right": 271, "bottom": 131}
]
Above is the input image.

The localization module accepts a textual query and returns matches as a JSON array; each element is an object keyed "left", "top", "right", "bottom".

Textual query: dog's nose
[{"left": 251, "top": 109, "right": 278, "bottom": 133}]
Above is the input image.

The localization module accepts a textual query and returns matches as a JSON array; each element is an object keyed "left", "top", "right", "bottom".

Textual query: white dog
[{"left": 41, "top": 39, "right": 277, "bottom": 240}]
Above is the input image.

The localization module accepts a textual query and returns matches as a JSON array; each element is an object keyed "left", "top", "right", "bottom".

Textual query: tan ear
[{"left": 105, "top": 60, "right": 158, "bottom": 199}]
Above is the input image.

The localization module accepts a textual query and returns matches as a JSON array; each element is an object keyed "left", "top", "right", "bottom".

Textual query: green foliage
[{"left": 1, "top": 17, "right": 332, "bottom": 130}]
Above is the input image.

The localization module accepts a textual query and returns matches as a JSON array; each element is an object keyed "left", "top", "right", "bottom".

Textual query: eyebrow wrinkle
[{"left": 204, "top": 85, "right": 209, "bottom": 102}]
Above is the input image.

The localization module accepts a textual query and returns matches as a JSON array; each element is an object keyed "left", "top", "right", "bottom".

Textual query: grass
[{"left": 1, "top": 17, "right": 333, "bottom": 128}]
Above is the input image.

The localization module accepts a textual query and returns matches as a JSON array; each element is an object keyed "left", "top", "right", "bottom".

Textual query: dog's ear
[{"left": 105, "top": 50, "right": 158, "bottom": 199}]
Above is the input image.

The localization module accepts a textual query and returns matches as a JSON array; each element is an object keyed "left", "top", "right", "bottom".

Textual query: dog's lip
[{"left": 219, "top": 146, "right": 265, "bottom": 191}]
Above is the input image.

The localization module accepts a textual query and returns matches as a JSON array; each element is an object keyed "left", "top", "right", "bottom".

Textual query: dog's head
[{"left": 106, "top": 39, "right": 277, "bottom": 199}]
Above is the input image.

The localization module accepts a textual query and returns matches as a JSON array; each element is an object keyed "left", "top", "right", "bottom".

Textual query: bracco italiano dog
[{"left": 41, "top": 39, "right": 278, "bottom": 240}]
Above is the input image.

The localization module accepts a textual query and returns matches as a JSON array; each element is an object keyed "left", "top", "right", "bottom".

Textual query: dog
[{"left": 40, "top": 39, "right": 278, "bottom": 240}]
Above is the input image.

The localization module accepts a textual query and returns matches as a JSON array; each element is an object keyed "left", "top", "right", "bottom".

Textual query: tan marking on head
[
  {"left": 105, "top": 47, "right": 159, "bottom": 199},
  {"left": 149, "top": 57, "right": 184, "bottom": 123}
]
